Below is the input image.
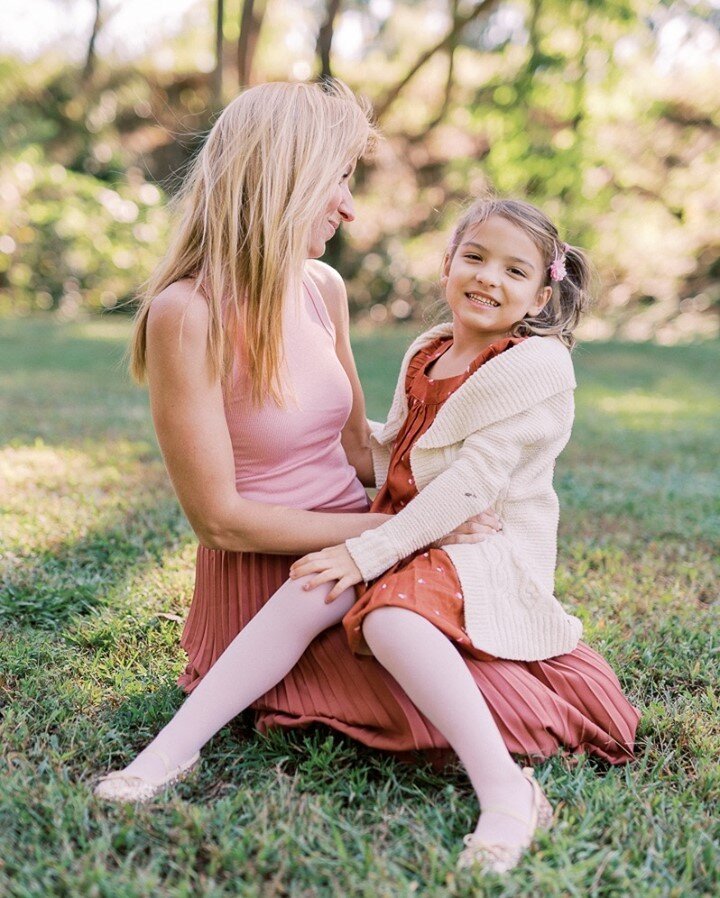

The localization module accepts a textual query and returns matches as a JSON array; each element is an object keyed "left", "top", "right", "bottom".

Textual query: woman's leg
[
  {"left": 118, "top": 576, "right": 355, "bottom": 782},
  {"left": 362, "top": 606, "right": 536, "bottom": 848}
]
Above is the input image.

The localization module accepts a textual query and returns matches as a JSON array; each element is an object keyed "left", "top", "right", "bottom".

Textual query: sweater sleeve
[{"left": 346, "top": 396, "right": 570, "bottom": 582}]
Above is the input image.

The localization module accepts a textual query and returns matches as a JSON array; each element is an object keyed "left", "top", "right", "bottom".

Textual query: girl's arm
[
  {"left": 290, "top": 396, "right": 572, "bottom": 597},
  {"left": 306, "top": 260, "right": 374, "bottom": 487},
  {"left": 144, "top": 282, "right": 389, "bottom": 554}
]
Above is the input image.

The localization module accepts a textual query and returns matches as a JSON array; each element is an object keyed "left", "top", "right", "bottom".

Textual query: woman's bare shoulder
[
  {"left": 304, "top": 260, "right": 348, "bottom": 328},
  {"left": 146, "top": 279, "right": 209, "bottom": 342}
]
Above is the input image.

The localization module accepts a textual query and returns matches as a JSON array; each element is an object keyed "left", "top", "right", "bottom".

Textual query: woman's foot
[
  {"left": 457, "top": 767, "right": 553, "bottom": 874},
  {"left": 93, "top": 747, "right": 200, "bottom": 804}
]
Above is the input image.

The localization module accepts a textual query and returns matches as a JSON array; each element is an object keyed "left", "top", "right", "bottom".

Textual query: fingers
[
  {"left": 289, "top": 556, "right": 321, "bottom": 579},
  {"left": 449, "top": 522, "right": 498, "bottom": 536},
  {"left": 438, "top": 533, "right": 489, "bottom": 546},
  {"left": 324, "top": 577, "right": 355, "bottom": 603},
  {"left": 437, "top": 524, "right": 500, "bottom": 546},
  {"left": 476, "top": 509, "right": 502, "bottom": 530},
  {"left": 467, "top": 509, "right": 502, "bottom": 524},
  {"left": 299, "top": 569, "right": 341, "bottom": 592}
]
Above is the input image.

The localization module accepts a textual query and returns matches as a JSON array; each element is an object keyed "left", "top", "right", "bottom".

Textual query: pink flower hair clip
[{"left": 549, "top": 243, "right": 569, "bottom": 282}]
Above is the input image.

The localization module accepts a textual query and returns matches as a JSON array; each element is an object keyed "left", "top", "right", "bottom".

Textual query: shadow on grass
[{"left": 0, "top": 492, "right": 191, "bottom": 630}]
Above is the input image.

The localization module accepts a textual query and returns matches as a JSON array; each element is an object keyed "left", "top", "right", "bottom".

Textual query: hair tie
[{"left": 550, "top": 243, "right": 569, "bottom": 282}]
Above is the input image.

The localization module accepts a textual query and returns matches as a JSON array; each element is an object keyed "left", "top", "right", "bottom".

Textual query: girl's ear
[
  {"left": 531, "top": 285, "right": 552, "bottom": 315},
  {"left": 441, "top": 252, "right": 452, "bottom": 282}
]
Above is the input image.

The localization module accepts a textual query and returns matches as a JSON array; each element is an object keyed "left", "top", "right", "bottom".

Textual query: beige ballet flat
[
  {"left": 457, "top": 767, "right": 553, "bottom": 875},
  {"left": 93, "top": 748, "right": 200, "bottom": 804}
]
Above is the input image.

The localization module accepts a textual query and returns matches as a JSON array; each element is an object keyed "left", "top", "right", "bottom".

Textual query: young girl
[
  {"left": 290, "top": 197, "right": 640, "bottom": 872},
  {"left": 95, "top": 196, "right": 638, "bottom": 875}
]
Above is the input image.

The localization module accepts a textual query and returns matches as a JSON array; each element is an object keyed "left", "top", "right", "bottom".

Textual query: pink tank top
[{"left": 224, "top": 273, "right": 369, "bottom": 512}]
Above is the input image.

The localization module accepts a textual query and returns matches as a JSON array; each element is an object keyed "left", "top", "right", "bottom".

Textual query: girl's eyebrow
[{"left": 460, "top": 241, "right": 535, "bottom": 271}]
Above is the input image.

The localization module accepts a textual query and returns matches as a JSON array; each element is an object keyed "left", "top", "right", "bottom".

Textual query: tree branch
[
  {"left": 374, "top": 0, "right": 502, "bottom": 120},
  {"left": 316, "top": 0, "right": 342, "bottom": 81}
]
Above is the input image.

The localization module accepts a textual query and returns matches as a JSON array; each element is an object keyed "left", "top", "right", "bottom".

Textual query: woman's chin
[{"left": 306, "top": 241, "right": 327, "bottom": 260}]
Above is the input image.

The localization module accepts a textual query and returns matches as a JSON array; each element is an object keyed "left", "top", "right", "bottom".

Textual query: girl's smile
[{"left": 442, "top": 215, "right": 552, "bottom": 355}]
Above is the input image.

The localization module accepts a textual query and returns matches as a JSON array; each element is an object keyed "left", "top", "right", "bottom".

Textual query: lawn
[{"left": 0, "top": 317, "right": 718, "bottom": 897}]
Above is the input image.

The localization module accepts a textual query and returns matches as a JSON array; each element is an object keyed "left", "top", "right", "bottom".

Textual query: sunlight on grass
[
  {"left": 0, "top": 440, "right": 168, "bottom": 552},
  {"left": 597, "top": 393, "right": 685, "bottom": 415}
]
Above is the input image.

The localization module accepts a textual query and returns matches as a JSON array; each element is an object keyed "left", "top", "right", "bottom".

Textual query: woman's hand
[
  {"left": 289, "top": 545, "right": 363, "bottom": 603},
  {"left": 432, "top": 508, "right": 502, "bottom": 547}
]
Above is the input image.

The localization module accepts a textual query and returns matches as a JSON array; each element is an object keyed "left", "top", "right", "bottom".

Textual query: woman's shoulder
[
  {"left": 147, "top": 279, "right": 209, "bottom": 336},
  {"left": 304, "top": 260, "right": 348, "bottom": 331}
]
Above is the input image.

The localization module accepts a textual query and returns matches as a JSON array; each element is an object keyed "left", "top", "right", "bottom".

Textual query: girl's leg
[
  {"left": 118, "top": 576, "right": 355, "bottom": 782},
  {"left": 362, "top": 606, "right": 536, "bottom": 848}
]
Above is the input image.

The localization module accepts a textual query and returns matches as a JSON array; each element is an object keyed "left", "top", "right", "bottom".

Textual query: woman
[{"left": 95, "top": 80, "right": 497, "bottom": 797}]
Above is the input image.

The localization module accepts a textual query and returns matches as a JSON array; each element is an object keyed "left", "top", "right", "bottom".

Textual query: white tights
[
  {"left": 122, "top": 575, "right": 354, "bottom": 782},
  {"left": 121, "top": 582, "right": 533, "bottom": 845}
]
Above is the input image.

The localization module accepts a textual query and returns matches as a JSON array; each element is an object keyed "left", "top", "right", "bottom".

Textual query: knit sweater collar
[{"left": 377, "top": 325, "right": 576, "bottom": 450}]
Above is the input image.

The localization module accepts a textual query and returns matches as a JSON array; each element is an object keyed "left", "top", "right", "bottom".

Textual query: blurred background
[{"left": 1, "top": 0, "right": 719, "bottom": 341}]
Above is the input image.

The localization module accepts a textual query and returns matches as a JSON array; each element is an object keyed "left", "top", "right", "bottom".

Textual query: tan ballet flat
[
  {"left": 93, "top": 748, "right": 200, "bottom": 804},
  {"left": 457, "top": 767, "right": 553, "bottom": 875}
]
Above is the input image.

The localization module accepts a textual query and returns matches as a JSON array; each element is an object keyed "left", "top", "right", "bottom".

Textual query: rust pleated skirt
[{"left": 178, "top": 545, "right": 639, "bottom": 765}]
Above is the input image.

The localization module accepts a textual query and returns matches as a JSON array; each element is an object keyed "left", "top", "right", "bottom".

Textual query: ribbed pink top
[{"left": 223, "top": 274, "right": 368, "bottom": 512}]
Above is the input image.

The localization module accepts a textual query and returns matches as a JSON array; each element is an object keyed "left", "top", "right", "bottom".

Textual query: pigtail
[
  {"left": 512, "top": 242, "right": 593, "bottom": 350},
  {"left": 555, "top": 245, "right": 592, "bottom": 348}
]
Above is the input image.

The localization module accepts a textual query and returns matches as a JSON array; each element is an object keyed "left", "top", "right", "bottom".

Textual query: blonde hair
[
  {"left": 445, "top": 197, "right": 592, "bottom": 349},
  {"left": 130, "top": 80, "right": 375, "bottom": 404}
]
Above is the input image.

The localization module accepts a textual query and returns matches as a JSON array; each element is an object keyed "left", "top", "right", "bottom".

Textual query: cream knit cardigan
[{"left": 346, "top": 324, "right": 583, "bottom": 662}]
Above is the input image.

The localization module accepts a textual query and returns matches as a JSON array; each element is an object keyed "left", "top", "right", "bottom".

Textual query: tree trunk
[
  {"left": 83, "top": 0, "right": 101, "bottom": 80},
  {"left": 212, "top": 0, "right": 224, "bottom": 106},
  {"left": 316, "top": 0, "right": 342, "bottom": 81},
  {"left": 238, "top": 0, "right": 267, "bottom": 88}
]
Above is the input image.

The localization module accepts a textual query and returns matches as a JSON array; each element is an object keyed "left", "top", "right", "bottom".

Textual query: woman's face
[{"left": 307, "top": 163, "right": 356, "bottom": 259}]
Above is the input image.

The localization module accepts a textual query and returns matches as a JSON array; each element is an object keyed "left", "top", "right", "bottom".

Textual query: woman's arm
[
  {"left": 306, "top": 260, "right": 374, "bottom": 487},
  {"left": 144, "top": 281, "right": 389, "bottom": 554}
]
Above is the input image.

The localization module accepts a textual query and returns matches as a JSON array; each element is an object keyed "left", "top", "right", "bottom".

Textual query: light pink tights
[{"left": 120, "top": 578, "right": 533, "bottom": 845}]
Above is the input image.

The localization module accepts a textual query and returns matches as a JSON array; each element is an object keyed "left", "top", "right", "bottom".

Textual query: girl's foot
[
  {"left": 93, "top": 748, "right": 200, "bottom": 804},
  {"left": 457, "top": 768, "right": 553, "bottom": 874}
]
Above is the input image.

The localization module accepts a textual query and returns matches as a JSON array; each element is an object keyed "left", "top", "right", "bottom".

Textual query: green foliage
[
  {"left": 0, "top": 0, "right": 718, "bottom": 340},
  {"left": 0, "top": 145, "right": 169, "bottom": 314},
  {"left": 0, "top": 318, "right": 719, "bottom": 895}
]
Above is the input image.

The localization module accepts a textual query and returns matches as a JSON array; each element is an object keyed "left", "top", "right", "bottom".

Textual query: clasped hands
[{"left": 288, "top": 508, "right": 502, "bottom": 603}]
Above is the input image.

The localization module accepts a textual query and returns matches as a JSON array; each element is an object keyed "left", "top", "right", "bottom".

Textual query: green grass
[{"left": 0, "top": 317, "right": 718, "bottom": 897}]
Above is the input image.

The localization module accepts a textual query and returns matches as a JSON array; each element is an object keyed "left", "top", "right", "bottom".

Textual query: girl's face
[
  {"left": 442, "top": 215, "right": 552, "bottom": 348},
  {"left": 307, "top": 162, "right": 356, "bottom": 259}
]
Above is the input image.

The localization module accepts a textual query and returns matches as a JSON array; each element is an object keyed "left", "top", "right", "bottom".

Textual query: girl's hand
[
  {"left": 433, "top": 508, "right": 502, "bottom": 547},
  {"left": 289, "top": 545, "right": 363, "bottom": 603}
]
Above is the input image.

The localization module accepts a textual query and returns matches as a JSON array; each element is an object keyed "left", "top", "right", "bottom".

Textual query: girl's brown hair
[{"left": 446, "top": 197, "right": 592, "bottom": 349}]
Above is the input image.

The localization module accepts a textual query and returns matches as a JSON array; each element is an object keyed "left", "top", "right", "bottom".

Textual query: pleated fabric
[{"left": 179, "top": 545, "right": 639, "bottom": 765}]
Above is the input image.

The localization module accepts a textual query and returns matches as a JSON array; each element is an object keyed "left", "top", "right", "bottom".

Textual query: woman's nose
[{"left": 339, "top": 187, "right": 355, "bottom": 223}]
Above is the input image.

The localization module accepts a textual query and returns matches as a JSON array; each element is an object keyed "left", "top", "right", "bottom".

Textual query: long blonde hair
[{"left": 130, "top": 80, "right": 375, "bottom": 404}]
